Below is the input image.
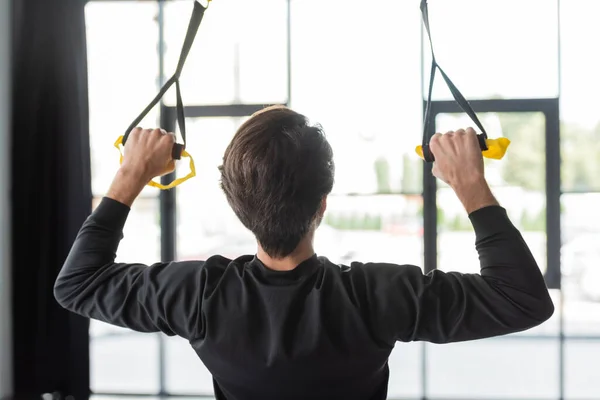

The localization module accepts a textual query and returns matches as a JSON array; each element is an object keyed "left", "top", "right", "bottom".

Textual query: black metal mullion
[
  {"left": 157, "top": 2, "right": 170, "bottom": 395},
  {"left": 421, "top": 101, "right": 438, "bottom": 400},
  {"left": 181, "top": 104, "right": 285, "bottom": 118},
  {"left": 430, "top": 98, "right": 558, "bottom": 114},
  {"left": 422, "top": 102, "right": 438, "bottom": 277},
  {"left": 544, "top": 101, "right": 563, "bottom": 400},
  {"left": 544, "top": 101, "right": 562, "bottom": 290},
  {"left": 158, "top": 106, "right": 177, "bottom": 397},
  {"left": 158, "top": 104, "right": 177, "bottom": 259}
]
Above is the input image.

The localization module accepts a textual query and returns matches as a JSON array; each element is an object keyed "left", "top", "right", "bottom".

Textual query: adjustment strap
[
  {"left": 420, "top": 0, "right": 488, "bottom": 162},
  {"left": 122, "top": 0, "right": 207, "bottom": 160}
]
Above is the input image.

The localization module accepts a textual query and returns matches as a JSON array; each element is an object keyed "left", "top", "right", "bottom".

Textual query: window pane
[
  {"left": 426, "top": 338, "right": 560, "bottom": 399},
  {"left": 176, "top": 117, "right": 254, "bottom": 263},
  {"left": 90, "top": 330, "right": 160, "bottom": 394},
  {"left": 165, "top": 335, "right": 214, "bottom": 394},
  {"left": 436, "top": 112, "right": 547, "bottom": 277},
  {"left": 291, "top": 0, "right": 423, "bottom": 194},
  {"left": 424, "top": 0, "right": 559, "bottom": 100},
  {"left": 322, "top": 194, "right": 423, "bottom": 267},
  {"left": 388, "top": 342, "right": 423, "bottom": 399},
  {"left": 89, "top": 196, "right": 161, "bottom": 393},
  {"left": 86, "top": 2, "right": 161, "bottom": 197},
  {"left": 431, "top": 112, "right": 559, "bottom": 399},
  {"left": 163, "top": 0, "right": 288, "bottom": 106},
  {"left": 565, "top": 340, "right": 600, "bottom": 399},
  {"left": 561, "top": 193, "right": 600, "bottom": 336},
  {"left": 560, "top": 0, "right": 600, "bottom": 192}
]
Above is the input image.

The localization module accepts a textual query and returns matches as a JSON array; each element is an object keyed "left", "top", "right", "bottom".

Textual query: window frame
[{"left": 86, "top": 1, "right": 600, "bottom": 399}]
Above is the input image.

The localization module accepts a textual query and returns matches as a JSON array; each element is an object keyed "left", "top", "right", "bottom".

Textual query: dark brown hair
[{"left": 219, "top": 106, "right": 334, "bottom": 258}]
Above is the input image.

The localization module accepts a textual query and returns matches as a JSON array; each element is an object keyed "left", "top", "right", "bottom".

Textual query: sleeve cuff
[
  {"left": 468, "top": 205, "right": 515, "bottom": 237},
  {"left": 91, "top": 196, "right": 131, "bottom": 231}
]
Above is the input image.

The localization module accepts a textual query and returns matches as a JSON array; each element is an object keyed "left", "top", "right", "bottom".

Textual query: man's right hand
[{"left": 429, "top": 127, "right": 498, "bottom": 214}]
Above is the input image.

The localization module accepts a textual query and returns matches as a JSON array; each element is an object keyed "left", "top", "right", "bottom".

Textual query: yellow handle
[
  {"left": 415, "top": 137, "right": 511, "bottom": 160},
  {"left": 114, "top": 135, "right": 196, "bottom": 190}
]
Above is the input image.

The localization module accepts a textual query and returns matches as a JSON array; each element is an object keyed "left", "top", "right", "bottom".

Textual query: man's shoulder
[
  {"left": 201, "top": 254, "right": 254, "bottom": 271},
  {"left": 318, "top": 256, "right": 421, "bottom": 276}
]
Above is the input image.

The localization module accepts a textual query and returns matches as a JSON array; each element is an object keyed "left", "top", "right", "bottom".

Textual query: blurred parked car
[{"left": 561, "top": 233, "right": 600, "bottom": 302}]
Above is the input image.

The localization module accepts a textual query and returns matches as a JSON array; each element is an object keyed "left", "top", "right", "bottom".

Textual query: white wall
[{"left": 0, "top": 0, "right": 12, "bottom": 398}]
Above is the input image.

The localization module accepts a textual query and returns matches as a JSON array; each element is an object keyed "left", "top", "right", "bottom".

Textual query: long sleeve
[
  {"left": 54, "top": 197, "right": 205, "bottom": 341},
  {"left": 356, "top": 205, "right": 555, "bottom": 345}
]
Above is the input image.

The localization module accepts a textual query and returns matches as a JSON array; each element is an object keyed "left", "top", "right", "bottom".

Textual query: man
[{"left": 55, "top": 106, "right": 554, "bottom": 400}]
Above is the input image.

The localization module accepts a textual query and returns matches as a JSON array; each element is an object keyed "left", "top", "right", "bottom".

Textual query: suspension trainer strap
[
  {"left": 122, "top": 0, "right": 207, "bottom": 160},
  {"left": 419, "top": 0, "right": 489, "bottom": 162}
]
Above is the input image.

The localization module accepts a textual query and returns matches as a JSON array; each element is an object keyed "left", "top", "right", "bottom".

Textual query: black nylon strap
[
  {"left": 122, "top": 1, "right": 206, "bottom": 160},
  {"left": 420, "top": 0, "right": 488, "bottom": 162}
]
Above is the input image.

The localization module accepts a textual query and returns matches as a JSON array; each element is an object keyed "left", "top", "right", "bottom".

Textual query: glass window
[
  {"left": 163, "top": 0, "right": 288, "bottom": 106},
  {"left": 431, "top": 111, "right": 560, "bottom": 398},
  {"left": 565, "top": 340, "right": 600, "bottom": 399},
  {"left": 175, "top": 116, "right": 426, "bottom": 264},
  {"left": 435, "top": 112, "right": 547, "bottom": 276},
  {"left": 175, "top": 117, "right": 254, "bottom": 263},
  {"left": 426, "top": 338, "right": 560, "bottom": 399},
  {"left": 89, "top": 197, "right": 162, "bottom": 393},
  {"left": 423, "top": 0, "right": 559, "bottom": 100},
  {"left": 165, "top": 335, "right": 214, "bottom": 394},
  {"left": 90, "top": 330, "right": 160, "bottom": 394},
  {"left": 560, "top": 0, "right": 600, "bottom": 192},
  {"left": 321, "top": 194, "right": 423, "bottom": 267},
  {"left": 86, "top": 2, "right": 161, "bottom": 197},
  {"left": 291, "top": 0, "right": 423, "bottom": 194},
  {"left": 561, "top": 193, "right": 600, "bottom": 337},
  {"left": 388, "top": 342, "right": 423, "bottom": 399}
]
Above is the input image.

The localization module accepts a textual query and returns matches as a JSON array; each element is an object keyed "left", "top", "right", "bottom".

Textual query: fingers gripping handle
[
  {"left": 417, "top": 135, "right": 511, "bottom": 162},
  {"left": 113, "top": 135, "right": 197, "bottom": 190},
  {"left": 421, "top": 133, "right": 488, "bottom": 162}
]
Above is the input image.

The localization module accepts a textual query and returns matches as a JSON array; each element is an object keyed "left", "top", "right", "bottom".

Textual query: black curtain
[{"left": 11, "top": 0, "right": 92, "bottom": 399}]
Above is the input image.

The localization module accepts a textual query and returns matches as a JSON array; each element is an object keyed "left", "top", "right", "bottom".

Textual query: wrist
[
  {"left": 451, "top": 177, "right": 498, "bottom": 214},
  {"left": 106, "top": 167, "right": 149, "bottom": 207}
]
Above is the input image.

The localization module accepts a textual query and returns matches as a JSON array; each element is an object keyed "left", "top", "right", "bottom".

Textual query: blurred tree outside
[{"left": 499, "top": 113, "right": 600, "bottom": 192}]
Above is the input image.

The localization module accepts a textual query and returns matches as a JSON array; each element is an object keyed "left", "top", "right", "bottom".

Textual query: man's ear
[{"left": 319, "top": 196, "right": 327, "bottom": 217}]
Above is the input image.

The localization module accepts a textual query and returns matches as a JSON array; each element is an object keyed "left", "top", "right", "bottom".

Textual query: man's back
[
  {"left": 55, "top": 198, "right": 554, "bottom": 399},
  {"left": 55, "top": 115, "right": 554, "bottom": 399},
  {"left": 196, "top": 254, "right": 392, "bottom": 400}
]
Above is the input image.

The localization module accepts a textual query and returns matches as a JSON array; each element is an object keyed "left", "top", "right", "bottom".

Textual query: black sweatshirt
[{"left": 55, "top": 197, "right": 554, "bottom": 400}]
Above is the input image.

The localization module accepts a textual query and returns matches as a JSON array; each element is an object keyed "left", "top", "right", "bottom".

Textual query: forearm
[{"left": 451, "top": 175, "right": 498, "bottom": 214}]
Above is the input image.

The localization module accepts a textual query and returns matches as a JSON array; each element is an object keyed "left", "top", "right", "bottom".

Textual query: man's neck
[{"left": 256, "top": 237, "right": 315, "bottom": 272}]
